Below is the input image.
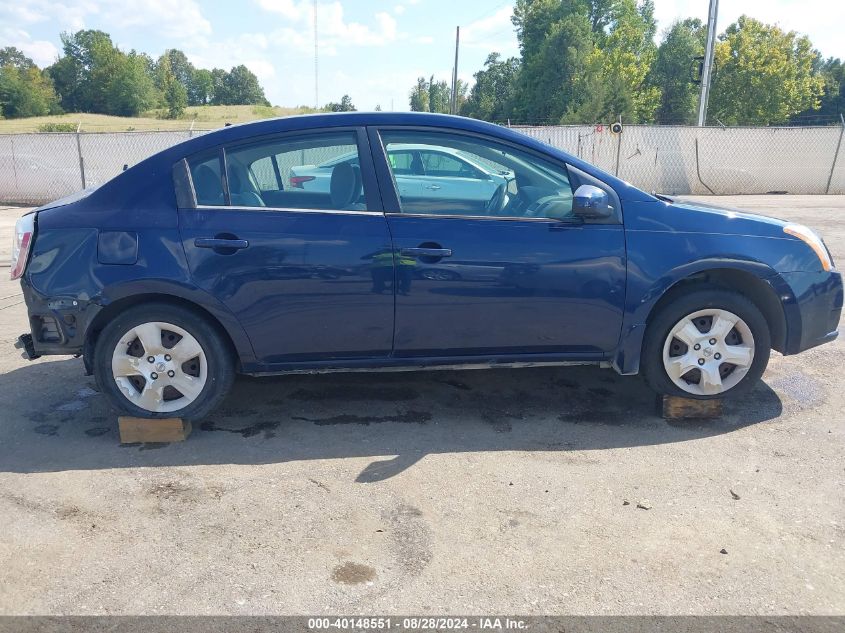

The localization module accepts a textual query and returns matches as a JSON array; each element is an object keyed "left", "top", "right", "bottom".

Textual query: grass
[{"left": 0, "top": 104, "right": 318, "bottom": 134}]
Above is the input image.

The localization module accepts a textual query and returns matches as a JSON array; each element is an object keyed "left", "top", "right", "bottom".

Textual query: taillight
[
  {"left": 290, "top": 175, "right": 315, "bottom": 189},
  {"left": 10, "top": 213, "right": 35, "bottom": 280}
]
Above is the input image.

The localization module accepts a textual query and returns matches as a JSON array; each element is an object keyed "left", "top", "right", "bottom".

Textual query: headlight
[{"left": 783, "top": 224, "right": 834, "bottom": 272}]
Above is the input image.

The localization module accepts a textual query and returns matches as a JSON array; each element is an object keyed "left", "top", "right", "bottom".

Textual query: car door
[
  {"left": 178, "top": 128, "right": 395, "bottom": 367},
  {"left": 369, "top": 126, "right": 626, "bottom": 359}
]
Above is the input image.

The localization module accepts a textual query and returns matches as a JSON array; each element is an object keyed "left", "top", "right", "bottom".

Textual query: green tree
[
  {"left": 0, "top": 47, "right": 60, "bottom": 118},
  {"left": 709, "top": 16, "right": 824, "bottom": 125},
  {"left": 46, "top": 30, "right": 158, "bottom": 116},
  {"left": 106, "top": 51, "right": 158, "bottom": 116},
  {"left": 0, "top": 47, "right": 37, "bottom": 70},
  {"left": 428, "top": 76, "right": 450, "bottom": 113},
  {"left": 511, "top": 0, "right": 594, "bottom": 122},
  {"left": 565, "top": 0, "right": 660, "bottom": 123},
  {"left": 650, "top": 18, "right": 706, "bottom": 124},
  {"left": 221, "top": 65, "right": 268, "bottom": 105},
  {"left": 209, "top": 68, "right": 229, "bottom": 104},
  {"left": 156, "top": 54, "right": 187, "bottom": 118},
  {"left": 462, "top": 53, "right": 521, "bottom": 121},
  {"left": 409, "top": 76, "right": 430, "bottom": 111},
  {"left": 190, "top": 68, "right": 214, "bottom": 105},
  {"left": 511, "top": 0, "right": 660, "bottom": 123},
  {"left": 325, "top": 94, "right": 356, "bottom": 111},
  {"left": 791, "top": 57, "right": 844, "bottom": 123}
]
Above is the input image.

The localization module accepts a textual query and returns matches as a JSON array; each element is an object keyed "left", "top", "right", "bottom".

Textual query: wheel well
[
  {"left": 82, "top": 293, "right": 239, "bottom": 374},
  {"left": 646, "top": 269, "right": 786, "bottom": 353}
]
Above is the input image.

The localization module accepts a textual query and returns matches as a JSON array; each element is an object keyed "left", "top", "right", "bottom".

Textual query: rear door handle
[
  {"left": 400, "top": 247, "right": 452, "bottom": 258},
  {"left": 195, "top": 238, "right": 249, "bottom": 250},
  {"left": 425, "top": 185, "right": 441, "bottom": 191}
]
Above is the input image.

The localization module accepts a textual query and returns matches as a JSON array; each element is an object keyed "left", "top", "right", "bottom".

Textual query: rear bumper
[
  {"left": 17, "top": 276, "right": 99, "bottom": 357},
  {"left": 780, "top": 270, "right": 843, "bottom": 355},
  {"left": 14, "top": 333, "right": 39, "bottom": 360}
]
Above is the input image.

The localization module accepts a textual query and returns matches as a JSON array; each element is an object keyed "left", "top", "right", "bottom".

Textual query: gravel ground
[{"left": 0, "top": 196, "right": 843, "bottom": 615}]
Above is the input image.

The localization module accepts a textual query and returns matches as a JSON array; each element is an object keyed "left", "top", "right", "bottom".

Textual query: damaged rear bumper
[{"left": 14, "top": 333, "right": 39, "bottom": 360}]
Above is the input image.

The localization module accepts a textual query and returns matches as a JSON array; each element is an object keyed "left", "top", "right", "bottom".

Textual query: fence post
[
  {"left": 825, "top": 113, "right": 845, "bottom": 194},
  {"left": 614, "top": 118, "right": 622, "bottom": 176},
  {"left": 75, "top": 122, "right": 86, "bottom": 189}
]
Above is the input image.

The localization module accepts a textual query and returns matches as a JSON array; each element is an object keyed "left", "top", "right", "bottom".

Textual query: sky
[{"left": 1, "top": 0, "right": 844, "bottom": 111}]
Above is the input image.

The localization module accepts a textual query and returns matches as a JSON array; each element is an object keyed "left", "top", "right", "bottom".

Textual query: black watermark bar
[{"left": 0, "top": 617, "right": 843, "bottom": 633}]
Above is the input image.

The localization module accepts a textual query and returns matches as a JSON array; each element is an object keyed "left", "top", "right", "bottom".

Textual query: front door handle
[
  {"left": 195, "top": 238, "right": 249, "bottom": 250},
  {"left": 425, "top": 185, "right": 442, "bottom": 191},
  {"left": 400, "top": 247, "right": 452, "bottom": 258}
]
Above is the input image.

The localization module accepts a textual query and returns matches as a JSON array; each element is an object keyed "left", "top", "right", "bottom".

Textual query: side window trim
[
  {"left": 369, "top": 125, "right": 622, "bottom": 224},
  {"left": 183, "top": 126, "right": 384, "bottom": 213}
]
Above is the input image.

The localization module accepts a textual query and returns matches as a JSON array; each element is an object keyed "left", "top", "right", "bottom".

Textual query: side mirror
[{"left": 572, "top": 184, "right": 613, "bottom": 220}]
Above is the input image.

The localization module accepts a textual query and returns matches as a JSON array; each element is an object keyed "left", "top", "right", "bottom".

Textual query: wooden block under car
[
  {"left": 118, "top": 417, "right": 192, "bottom": 444},
  {"left": 659, "top": 394, "right": 722, "bottom": 420}
]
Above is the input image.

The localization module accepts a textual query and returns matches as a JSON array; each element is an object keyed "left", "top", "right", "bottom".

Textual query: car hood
[{"left": 633, "top": 198, "right": 792, "bottom": 239}]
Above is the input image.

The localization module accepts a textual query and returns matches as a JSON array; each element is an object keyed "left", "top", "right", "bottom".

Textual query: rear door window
[{"left": 189, "top": 131, "right": 373, "bottom": 211}]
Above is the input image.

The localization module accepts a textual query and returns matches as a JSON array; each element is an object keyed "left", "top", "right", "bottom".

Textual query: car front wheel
[
  {"left": 94, "top": 303, "right": 234, "bottom": 420},
  {"left": 642, "top": 288, "right": 771, "bottom": 398}
]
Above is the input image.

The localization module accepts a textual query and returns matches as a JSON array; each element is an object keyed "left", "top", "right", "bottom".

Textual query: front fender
[{"left": 614, "top": 229, "right": 796, "bottom": 374}]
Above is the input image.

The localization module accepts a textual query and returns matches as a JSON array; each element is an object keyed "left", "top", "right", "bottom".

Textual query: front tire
[
  {"left": 94, "top": 303, "right": 235, "bottom": 420},
  {"left": 642, "top": 288, "right": 771, "bottom": 398}
]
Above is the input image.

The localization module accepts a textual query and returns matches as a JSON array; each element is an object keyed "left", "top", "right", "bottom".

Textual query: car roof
[{"left": 77, "top": 112, "right": 653, "bottom": 217}]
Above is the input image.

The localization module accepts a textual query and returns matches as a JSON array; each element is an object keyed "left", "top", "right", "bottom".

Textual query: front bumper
[{"left": 780, "top": 270, "right": 843, "bottom": 355}]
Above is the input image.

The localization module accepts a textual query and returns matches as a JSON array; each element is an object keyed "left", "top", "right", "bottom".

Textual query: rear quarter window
[{"left": 188, "top": 152, "right": 225, "bottom": 206}]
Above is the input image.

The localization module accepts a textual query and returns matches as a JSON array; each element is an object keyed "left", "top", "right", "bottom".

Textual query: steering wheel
[{"left": 486, "top": 183, "right": 507, "bottom": 215}]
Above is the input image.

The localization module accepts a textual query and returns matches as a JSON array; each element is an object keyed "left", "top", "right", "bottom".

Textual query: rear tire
[
  {"left": 642, "top": 288, "right": 771, "bottom": 399},
  {"left": 94, "top": 303, "right": 234, "bottom": 421}
]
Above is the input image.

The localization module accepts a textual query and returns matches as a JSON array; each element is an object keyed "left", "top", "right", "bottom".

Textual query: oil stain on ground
[
  {"left": 293, "top": 411, "right": 431, "bottom": 426},
  {"left": 288, "top": 386, "right": 419, "bottom": 402},
  {"left": 331, "top": 561, "right": 376, "bottom": 585},
  {"left": 201, "top": 420, "right": 281, "bottom": 438}
]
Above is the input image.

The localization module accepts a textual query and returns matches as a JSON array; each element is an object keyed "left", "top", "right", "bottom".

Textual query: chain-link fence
[
  {"left": 517, "top": 123, "right": 845, "bottom": 196},
  {"left": 2, "top": 123, "right": 844, "bottom": 206}
]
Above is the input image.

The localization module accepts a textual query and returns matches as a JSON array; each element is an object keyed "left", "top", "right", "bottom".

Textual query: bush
[{"left": 37, "top": 122, "right": 77, "bottom": 133}]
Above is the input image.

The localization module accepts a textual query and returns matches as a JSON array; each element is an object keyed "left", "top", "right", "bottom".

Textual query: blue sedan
[{"left": 11, "top": 112, "right": 843, "bottom": 420}]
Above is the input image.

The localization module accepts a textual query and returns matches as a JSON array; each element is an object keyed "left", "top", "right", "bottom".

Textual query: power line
[{"left": 464, "top": 1, "right": 512, "bottom": 28}]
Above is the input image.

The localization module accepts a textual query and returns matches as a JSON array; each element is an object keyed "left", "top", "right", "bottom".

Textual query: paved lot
[{"left": 0, "top": 197, "right": 843, "bottom": 615}]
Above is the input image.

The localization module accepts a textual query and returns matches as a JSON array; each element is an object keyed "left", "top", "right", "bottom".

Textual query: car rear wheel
[
  {"left": 94, "top": 304, "right": 234, "bottom": 420},
  {"left": 642, "top": 288, "right": 771, "bottom": 398}
]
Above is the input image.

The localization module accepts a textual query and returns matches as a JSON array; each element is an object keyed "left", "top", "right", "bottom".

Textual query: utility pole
[
  {"left": 697, "top": 0, "right": 719, "bottom": 126},
  {"left": 313, "top": 0, "right": 319, "bottom": 110},
  {"left": 450, "top": 26, "right": 460, "bottom": 115}
]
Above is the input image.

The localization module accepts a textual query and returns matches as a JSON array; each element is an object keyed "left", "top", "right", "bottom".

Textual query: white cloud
[
  {"left": 254, "top": 0, "right": 398, "bottom": 48},
  {"left": 186, "top": 32, "right": 275, "bottom": 81},
  {"left": 0, "top": 0, "right": 211, "bottom": 45},
  {"left": 0, "top": 0, "right": 95, "bottom": 31},
  {"left": 393, "top": 4, "right": 405, "bottom": 15},
  {"left": 461, "top": 4, "right": 518, "bottom": 54},
  {"left": 654, "top": 0, "right": 845, "bottom": 58},
  {"left": 107, "top": 0, "right": 211, "bottom": 41},
  {"left": 0, "top": 27, "right": 60, "bottom": 66}
]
